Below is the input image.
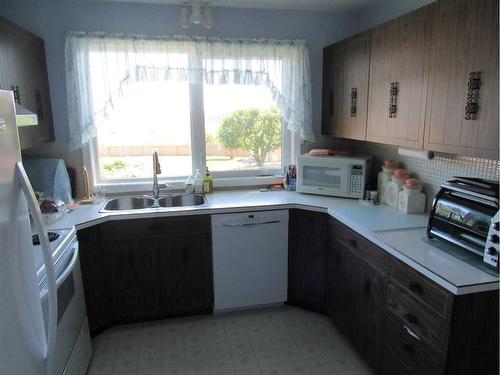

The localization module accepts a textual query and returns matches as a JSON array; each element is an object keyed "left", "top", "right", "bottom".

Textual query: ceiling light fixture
[{"left": 178, "top": 3, "right": 214, "bottom": 29}]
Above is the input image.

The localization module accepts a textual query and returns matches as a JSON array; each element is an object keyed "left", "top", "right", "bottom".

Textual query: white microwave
[{"left": 296, "top": 155, "right": 371, "bottom": 198}]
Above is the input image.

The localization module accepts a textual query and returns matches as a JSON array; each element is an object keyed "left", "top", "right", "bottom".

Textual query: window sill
[{"left": 96, "top": 176, "right": 283, "bottom": 195}]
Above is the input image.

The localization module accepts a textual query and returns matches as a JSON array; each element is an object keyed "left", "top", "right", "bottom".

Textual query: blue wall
[{"left": 0, "top": 0, "right": 359, "bottom": 141}]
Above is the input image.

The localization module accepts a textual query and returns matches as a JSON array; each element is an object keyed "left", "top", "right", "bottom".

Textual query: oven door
[
  {"left": 297, "top": 160, "right": 350, "bottom": 197},
  {"left": 40, "top": 239, "right": 87, "bottom": 375}
]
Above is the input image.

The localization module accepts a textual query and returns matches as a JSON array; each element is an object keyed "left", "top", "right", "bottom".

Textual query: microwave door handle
[{"left": 16, "top": 162, "right": 58, "bottom": 375}]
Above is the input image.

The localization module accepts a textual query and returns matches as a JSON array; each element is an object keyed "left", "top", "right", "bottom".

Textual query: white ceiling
[{"left": 99, "top": 0, "right": 375, "bottom": 12}]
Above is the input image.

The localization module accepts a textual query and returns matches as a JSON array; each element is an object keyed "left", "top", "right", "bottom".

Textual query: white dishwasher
[{"left": 212, "top": 210, "right": 288, "bottom": 311}]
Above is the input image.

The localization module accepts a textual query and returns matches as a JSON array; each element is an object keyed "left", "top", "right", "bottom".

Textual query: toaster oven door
[{"left": 430, "top": 191, "right": 497, "bottom": 254}]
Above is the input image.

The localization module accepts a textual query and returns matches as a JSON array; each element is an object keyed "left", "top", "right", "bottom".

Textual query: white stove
[{"left": 33, "top": 227, "right": 92, "bottom": 375}]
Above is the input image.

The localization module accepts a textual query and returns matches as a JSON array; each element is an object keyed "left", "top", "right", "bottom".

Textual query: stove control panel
[{"left": 484, "top": 211, "right": 499, "bottom": 270}]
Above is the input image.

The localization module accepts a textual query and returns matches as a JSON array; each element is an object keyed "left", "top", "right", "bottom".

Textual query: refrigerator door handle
[{"left": 16, "top": 162, "right": 58, "bottom": 375}]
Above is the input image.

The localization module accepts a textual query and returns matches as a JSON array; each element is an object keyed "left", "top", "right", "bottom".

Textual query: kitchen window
[{"left": 65, "top": 33, "right": 312, "bottom": 190}]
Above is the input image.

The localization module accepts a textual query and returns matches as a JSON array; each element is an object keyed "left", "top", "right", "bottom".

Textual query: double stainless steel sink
[{"left": 100, "top": 193, "right": 206, "bottom": 212}]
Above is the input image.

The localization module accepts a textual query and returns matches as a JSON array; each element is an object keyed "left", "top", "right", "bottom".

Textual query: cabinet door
[
  {"left": 341, "top": 31, "right": 370, "bottom": 140},
  {"left": 354, "top": 263, "right": 386, "bottom": 370},
  {"left": 366, "top": 6, "right": 431, "bottom": 148},
  {"left": 28, "top": 37, "right": 54, "bottom": 144},
  {"left": 105, "top": 239, "right": 160, "bottom": 321},
  {"left": 77, "top": 226, "right": 113, "bottom": 336},
  {"left": 321, "top": 42, "right": 344, "bottom": 136},
  {"left": 288, "top": 209, "right": 328, "bottom": 312},
  {"left": 424, "top": 0, "right": 498, "bottom": 158},
  {"left": 158, "top": 234, "right": 213, "bottom": 315}
]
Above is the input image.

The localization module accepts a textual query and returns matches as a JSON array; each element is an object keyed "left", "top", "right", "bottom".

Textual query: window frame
[{"left": 85, "top": 57, "right": 299, "bottom": 193}]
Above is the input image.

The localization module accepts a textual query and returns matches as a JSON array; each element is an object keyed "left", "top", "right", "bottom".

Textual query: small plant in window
[
  {"left": 103, "top": 160, "right": 127, "bottom": 172},
  {"left": 217, "top": 108, "right": 281, "bottom": 167}
]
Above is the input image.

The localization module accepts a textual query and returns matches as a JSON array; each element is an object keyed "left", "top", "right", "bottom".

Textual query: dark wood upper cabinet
[
  {"left": 321, "top": 32, "right": 370, "bottom": 140},
  {"left": 0, "top": 16, "right": 54, "bottom": 149},
  {"left": 366, "top": 5, "right": 431, "bottom": 149},
  {"left": 340, "top": 31, "right": 371, "bottom": 141},
  {"left": 288, "top": 209, "right": 328, "bottom": 313},
  {"left": 424, "top": 0, "right": 499, "bottom": 159},
  {"left": 322, "top": 0, "right": 498, "bottom": 158},
  {"left": 321, "top": 42, "right": 344, "bottom": 136}
]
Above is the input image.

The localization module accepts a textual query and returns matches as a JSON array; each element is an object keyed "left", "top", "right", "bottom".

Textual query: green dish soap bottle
[{"left": 203, "top": 167, "right": 214, "bottom": 193}]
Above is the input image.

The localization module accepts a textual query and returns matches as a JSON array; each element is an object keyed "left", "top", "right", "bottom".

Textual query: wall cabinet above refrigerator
[{"left": 0, "top": 16, "right": 54, "bottom": 149}]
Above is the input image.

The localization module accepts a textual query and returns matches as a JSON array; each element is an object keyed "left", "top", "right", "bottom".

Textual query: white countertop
[{"left": 49, "top": 190, "right": 498, "bottom": 295}]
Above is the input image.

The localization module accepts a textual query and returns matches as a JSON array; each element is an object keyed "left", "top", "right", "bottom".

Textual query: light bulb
[
  {"left": 202, "top": 6, "right": 213, "bottom": 29},
  {"left": 190, "top": 3, "right": 203, "bottom": 24},
  {"left": 178, "top": 6, "right": 190, "bottom": 28}
]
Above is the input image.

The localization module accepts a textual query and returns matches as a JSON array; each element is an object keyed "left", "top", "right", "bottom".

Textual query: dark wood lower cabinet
[
  {"left": 288, "top": 209, "right": 328, "bottom": 312},
  {"left": 327, "top": 217, "right": 388, "bottom": 371},
  {"left": 326, "top": 217, "right": 498, "bottom": 375},
  {"left": 78, "top": 215, "right": 213, "bottom": 336},
  {"left": 158, "top": 233, "right": 213, "bottom": 315},
  {"left": 105, "top": 239, "right": 160, "bottom": 322}
]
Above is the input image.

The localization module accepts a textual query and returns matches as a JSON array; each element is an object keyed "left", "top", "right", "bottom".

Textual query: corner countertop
[{"left": 49, "top": 190, "right": 498, "bottom": 295}]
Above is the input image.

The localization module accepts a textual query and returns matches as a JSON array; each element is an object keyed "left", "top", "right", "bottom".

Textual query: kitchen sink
[
  {"left": 158, "top": 193, "right": 206, "bottom": 208},
  {"left": 102, "top": 196, "right": 155, "bottom": 211},
  {"left": 100, "top": 194, "right": 206, "bottom": 212}
]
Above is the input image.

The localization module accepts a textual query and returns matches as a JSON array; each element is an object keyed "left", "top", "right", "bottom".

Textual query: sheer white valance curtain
[{"left": 65, "top": 31, "right": 314, "bottom": 149}]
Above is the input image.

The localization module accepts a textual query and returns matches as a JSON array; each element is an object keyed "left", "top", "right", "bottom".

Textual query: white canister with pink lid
[
  {"left": 385, "top": 168, "right": 410, "bottom": 208},
  {"left": 377, "top": 160, "right": 398, "bottom": 205},
  {"left": 398, "top": 178, "right": 426, "bottom": 213}
]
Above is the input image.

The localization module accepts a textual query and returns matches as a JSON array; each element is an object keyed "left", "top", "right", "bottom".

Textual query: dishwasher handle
[{"left": 222, "top": 220, "right": 281, "bottom": 227}]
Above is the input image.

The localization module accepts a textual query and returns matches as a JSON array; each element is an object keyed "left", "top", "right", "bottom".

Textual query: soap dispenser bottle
[
  {"left": 203, "top": 167, "right": 213, "bottom": 194},
  {"left": 194, "top": 169, "right": 203, "bottom": 193}
]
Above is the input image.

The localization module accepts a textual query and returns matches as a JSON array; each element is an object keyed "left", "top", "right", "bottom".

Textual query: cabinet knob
[
  {"left": 348, "top": 239, "right": 357, "bottom": 248},
  {"left": 402, "top": 341, "right": 413, "bottom": 353},
  {"left": 362, "top": 280, "right": 370, "bottom": 294},
  {"left": 405, "top": 312, "right": 417, "bottom": 324},
  {"left": 408, "top": 280, "right": 422, "bottom": 294}
]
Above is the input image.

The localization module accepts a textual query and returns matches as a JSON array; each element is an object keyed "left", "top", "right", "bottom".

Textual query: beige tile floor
[{"left": 87, "top": 305, "right": 374, "bottom": 375}]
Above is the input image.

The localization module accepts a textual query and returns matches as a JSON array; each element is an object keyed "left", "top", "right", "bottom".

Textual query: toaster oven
[{"left": 427, "top": 177, "right": 499, "bottom": 270}]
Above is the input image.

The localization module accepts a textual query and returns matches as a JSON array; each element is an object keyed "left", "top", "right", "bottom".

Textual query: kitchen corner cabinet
[
  {"left": 321, "top": 42, "right": 344, "bottom": 136},
  {"left": 326, "top": 216, "right": 498, "bottom": 375},
  {"left": 326, "top": 218, "right": 388, "bottom": 371},
  {"left": 424, "top": 0, "right": 499, "bottom": 159},
  {"left": 0, "top": 16, "right": 54, "bottom": 149},
  {"left": 77, "top": 216, "right": 213, "bottom": 336},
  {"left": 366, "top": 5, "right": 431, "bottom": 149},
  {"left": 288, "top": 209, "right": 328, "bottom": 312}
]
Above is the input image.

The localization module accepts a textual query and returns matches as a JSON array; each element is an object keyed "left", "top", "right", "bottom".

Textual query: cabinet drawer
[
  {"left": 330, "top": 219, "right": 388, "bottom": 273},
  {"left": 384, "top": 315, "right": 444, "bottom": 375},
  {"left": 391, "top": 259, "right": 452, "bottom": 319},
  {"left": 102, "top": 215, "right": 211, "bottom": 239},
  {"left": 386, "top": 283, "right": 449, "bottom": 354}
]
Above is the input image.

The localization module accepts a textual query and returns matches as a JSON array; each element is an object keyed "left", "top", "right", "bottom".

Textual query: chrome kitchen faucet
[{"left": 152, "top": 150, "right": 169, "bottom": 199}]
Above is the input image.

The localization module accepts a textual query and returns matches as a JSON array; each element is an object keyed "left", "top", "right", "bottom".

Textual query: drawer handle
[
  {"left": 409, "top": 280, "right": 422, "bottom": 294},
  {"left": 350, "top": 87, "right": 357, "bottom": 117},
  {"left": 403, "top": 325, "right": 421, "bottom": 341},
  {"left": 363, "top": 280, "right": 370, "bottom": 295},
  {"left": 389, "top": 82, "right": 398, "bottom": 118},
  {"left": 348, "top": 239, "right": 357, "bottom": 248},
  {"left": 405, "top": 312, "right": 417, "bottom": 324}
]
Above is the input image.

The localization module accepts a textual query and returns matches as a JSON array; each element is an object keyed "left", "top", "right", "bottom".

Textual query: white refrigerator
[{"left": 0, "top": 89, "right": 58, "bottom": 375}]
